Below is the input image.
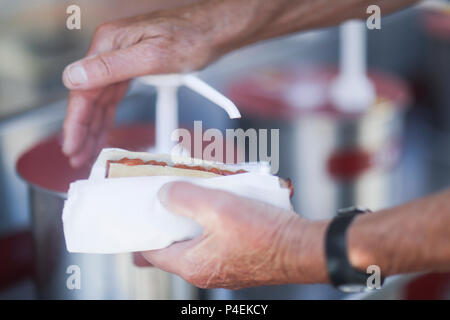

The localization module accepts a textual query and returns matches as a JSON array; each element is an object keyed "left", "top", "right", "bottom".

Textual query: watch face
[{"left": 338, "top": 284, "right": 367, "bottom": 293}]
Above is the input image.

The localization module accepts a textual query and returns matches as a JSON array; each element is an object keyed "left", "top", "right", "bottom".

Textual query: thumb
[
  {"left": 62, "top": 43, "right": 165, "bottom": 90},
  {"left": 158, "top": 181, "right": 229, "bottom": 228}
]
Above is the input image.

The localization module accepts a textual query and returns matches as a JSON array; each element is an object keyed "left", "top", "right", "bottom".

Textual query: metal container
[
  {"left": 17, "top": 124, "right": 197, "bottom": 299},
  {"left": 227, "top": 66, "right": 410, "bottom": 219}
]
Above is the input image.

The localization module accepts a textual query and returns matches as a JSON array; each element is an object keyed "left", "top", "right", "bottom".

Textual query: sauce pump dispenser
[{"left": 138, "top": 73, "right": 241, "bottom": 153}]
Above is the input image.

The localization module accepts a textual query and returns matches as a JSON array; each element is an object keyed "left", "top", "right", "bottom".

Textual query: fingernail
[
  {"left": 157, "top": 183, "right": 174, "bottom": 205},
  {"left": 66, "top": 63, "right": 88, "bottom": 86}
]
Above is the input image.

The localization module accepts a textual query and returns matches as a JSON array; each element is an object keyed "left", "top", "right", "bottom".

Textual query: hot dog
[{"left": 104, "top": 154, "right": 293, "bottom": 197}]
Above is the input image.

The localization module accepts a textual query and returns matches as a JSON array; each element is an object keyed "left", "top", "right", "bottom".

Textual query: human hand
[
  {"left": 143, "top": 182, "right": 328, "bottom": 289},
  {"left": 61, "top": 5, "right": 229, "bottom": 167}
]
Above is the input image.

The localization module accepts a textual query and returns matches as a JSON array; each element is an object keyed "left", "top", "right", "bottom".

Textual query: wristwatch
[{"left": 325, "top": 206, "right": 380, "bottom": 293}]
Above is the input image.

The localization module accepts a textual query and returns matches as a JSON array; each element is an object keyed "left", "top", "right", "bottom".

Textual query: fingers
[
  {"left": 63, "top": 81, "right": 128, "bottom": 167},
  {"left": 158, "top": 181, "right": 234, "bottom": 228},
  {"left": 62, "top": 41, "right": 168, "bottom": 90},
  {"left": 62, "top": 89, "right": 102, "bottom": 156},
  {"left": 145, "top": 182, "right": 235, "bottom": 278},
  {"left": 142, "top": 237, "right": 202, "bottom": 274}
]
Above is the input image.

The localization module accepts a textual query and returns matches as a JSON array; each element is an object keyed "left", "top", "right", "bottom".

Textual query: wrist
[
  {"left": 196, "top": 0, "right": 259, "bottom": 55},
  {"left": 347, "top": 212, "right": 394, "bottom": 277},
  {"left": 281, "top": 216, "right": 330, "bottom": 284},
  {"left": 191, "top": 0, "right": 292, "bottom": 56}
]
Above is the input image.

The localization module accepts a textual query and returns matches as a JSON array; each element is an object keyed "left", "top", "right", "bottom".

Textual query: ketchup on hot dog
[
  {"left": 110, "top": 158, "right": 247, "bottom": 176},
  {"left": 108, "top": 158, "right": 293, "bottom": 197}
]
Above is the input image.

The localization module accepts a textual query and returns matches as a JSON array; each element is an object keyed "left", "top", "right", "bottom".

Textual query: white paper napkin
[{"left": 62, "top": 149, "right": 291, "bottom": 254}]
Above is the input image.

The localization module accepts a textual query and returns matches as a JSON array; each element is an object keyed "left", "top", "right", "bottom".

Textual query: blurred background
[{"left": 0, "top": 0, "right": 450, "bottom": 299}]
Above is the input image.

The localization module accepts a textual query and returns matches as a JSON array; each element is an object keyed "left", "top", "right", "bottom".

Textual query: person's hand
[
  {"left": 143, "top": 182, "right": 328, "bottom": 289},
  {"left": 61, "top": 6, "right": 228, "bottom": 167}
]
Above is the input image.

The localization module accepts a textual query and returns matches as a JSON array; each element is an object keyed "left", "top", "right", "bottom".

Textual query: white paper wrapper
[{"left": 62, "top": 149, "right": 290, "bottom": 254}]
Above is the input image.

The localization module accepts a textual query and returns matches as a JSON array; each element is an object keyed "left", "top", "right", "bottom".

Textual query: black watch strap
[{"left": 325, "top": 207, "right": 373, "bottom": 292}]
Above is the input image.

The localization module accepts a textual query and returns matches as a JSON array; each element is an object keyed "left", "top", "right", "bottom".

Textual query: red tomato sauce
[{"left": 109, "top": 158, "right": 247, "bottom": 176}]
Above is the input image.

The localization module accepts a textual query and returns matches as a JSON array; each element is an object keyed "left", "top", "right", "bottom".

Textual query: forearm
[
  {"left": 283, "top": 189, "right": 450, "bottom": 284},
  {"left": 191, "top": 0, "right": 419, "bottom": 55},
  {"left": 348, "top": 189, "right": 450, "bottom": 277}
]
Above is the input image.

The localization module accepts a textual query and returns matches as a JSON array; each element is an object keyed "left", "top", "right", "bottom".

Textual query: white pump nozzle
[
  {"left": 182, "top": 74, "right": 241, "bottom": 119},
  {"left": 139, "top": 73, "right": 241, "bottom": 153},
  {"left": 330, "top": 20, "right": 376, "bottom": 113}
]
